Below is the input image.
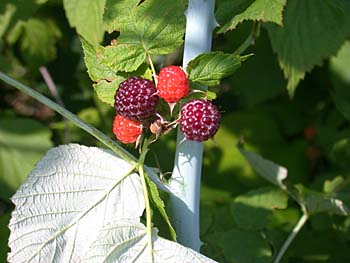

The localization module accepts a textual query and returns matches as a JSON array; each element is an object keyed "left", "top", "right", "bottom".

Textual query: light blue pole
[{"left": 168, "top": 0, "right": 216, "bottom": 252}]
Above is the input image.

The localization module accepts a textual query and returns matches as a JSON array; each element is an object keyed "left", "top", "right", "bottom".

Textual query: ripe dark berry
[
  {"left": 180, "top": 99, "right": 220, "bottom": 142},
  {"left": 114, "top": 76, "right": 158, "bottom": 121},
  {"left": 157, "top": 66, "right": 190, "bottom": 103},
  {"left": 112, "top": 114, "right": 143, "bottom": 144}
]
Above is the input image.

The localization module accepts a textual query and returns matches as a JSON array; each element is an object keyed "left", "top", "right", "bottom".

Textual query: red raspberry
[
  {"left": 114, "top": 76, "right": 158, "bottom": 121},
  {"left": 112, "top": 114, "right": 142, "bottom": 144},
  {"left": 157, "top": 66, "right": 190, "bottom": 103},
  {"left": 180, "top": 99, "right": 220, "bottom": 142}
]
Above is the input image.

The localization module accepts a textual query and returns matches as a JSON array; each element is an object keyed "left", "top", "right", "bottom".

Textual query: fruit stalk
[{"left": 167, "top": 0, "right": 217, "bottom": 251}]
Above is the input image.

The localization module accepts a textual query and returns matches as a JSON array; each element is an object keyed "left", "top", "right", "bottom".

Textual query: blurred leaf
[
  {"left": 144, "top": 174, "right": 176, "bottom": 241},
  {"left": 330, "top": 138, "right": 350, "bottom": 168},
  {"left": 63, "top": 0, "right": 106, "bottom": 45},
  {"left": 323, "top": 176, "right": 348, "bottom": 195},
  {"left": 0, "top": 213, "right": 10, "bottom": 263},
  {"left": 0, "top": 117, "right": 52, "bottom": 200},
  {"left": 228, "top": 29, "right": 286, "bottom": 107},
  {"left": 294, "top": 184, "right": 349, "bottom": 216},
  {"left": 330, "top": 41, "right": 350, "bottom": 120},
  {"left": 239, "top": 148, "right": 287, "bottom": 189},
  {"left": 217, "top": 0, "right": 287, "bottom": 33},
  {"left": 232, "top": 186, "right": 288, "bottom": 230},
  {"left": 266, "top": 0, "right": 350, "bottom": 96},
  {"left": 187, "top": 51, "right": 242, "bottom": 86},
  {"left": 19, "top": 18, "right": 62, "bottom": 68},
  {"left": 0, "top": 3, "right": 15, "bottom": 38},
  {"left": 211, "top": 228, "right": 272, "bottom": 263}
]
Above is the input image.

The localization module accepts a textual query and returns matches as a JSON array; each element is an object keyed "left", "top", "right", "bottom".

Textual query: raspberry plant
[{"left": 1, "top": 0, "right": 350, "bottom": 262}]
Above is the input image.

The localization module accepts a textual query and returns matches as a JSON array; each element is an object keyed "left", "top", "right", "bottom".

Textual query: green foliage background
[{"left": 1, "top": 0, "right": 350, "bottom": 262}]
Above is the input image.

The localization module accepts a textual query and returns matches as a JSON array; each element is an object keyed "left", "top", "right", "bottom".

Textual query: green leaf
[
  {"left": 0, "top": 117, "right": 52, "bottom": 200},
  {"left": 0, "top": 3, "right": 16, "bottom": 38},
  {"left": 104, "top": 0, "right": 186, "bottom": 60},
  {"left": 293, "top": 184, "right": 349, "bottom": 216},
  {"left": 266, "top": 0, "right": 350, "bottom": 97},
  {"left": 81, "top": 38, "right": 117, "bottom": 82},
  {"left": 93, "top": 78, "right": 123, "bottom": 106},
  {"left": 232, "top": 187, "right": 288, "bottom": 230},
  {"left": 323, "top": 176, "right": 348, "bottom": 194},
  {"left": 102, "top": 44, "right": 147, "bottom": 73},
  {"left": 63, "top": 0, "right": 106, "bottom": 45},
  {"left": 239, "top": 148, "right": 288, "bottom": 190},
  {"left": 211, "top": 228, "right": 272, "bottom": 263},
  {"left": 330, "top": 41, "right": 350, "bottom": 120},
  {"left": 19, "top": 18, "right": 61, "bottom": 68},
  {"left": 103, "top": 0, "right": 139, "bottom": 33},
  {"left": 217, "top": 0, "right": 287, "bottom": 33},
  {"left": 144, "top": 174, "right": 176, "bottom": 241},
  {"left": 8, "top": 144, "right": 145, "bottom": 262},
  {"left": 329, "top": 138, "right": 350, "bottom": 168},
  {"left": 187, "top": 51, "right": 242, "bottom": 86}
]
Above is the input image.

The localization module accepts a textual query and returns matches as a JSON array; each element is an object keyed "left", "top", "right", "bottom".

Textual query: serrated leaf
[
  {"left": 19, "top": 17, "right": 61, "bottom": 68},
  {"left": 211, "top": 228, "right": 272, "bottom": 263},
  {"left": 102, "top": 0, "right": 186, "bottom": 71},
  {"left": 63, "top": 0, "right": 106, "bottom": 45},
  {"left": 144, "top": 174, "right": 176, "bottom": 241},
  {"left": 330, "top": 41, "right": 350, "bottom": 120},
  {"left": 8, "top": 144, "right": 145, "bottom": 263},
  {"left": 239, "top": 148, "right": 287, "bottom": 189},
  {"left": 84, "top": 219, "right": 216, "bottom": 262},
  {"left": 93, "top": 78, "right": 124, "bottom": 106},
  {"left": 187, "top": 51, "right": 242, "bottom": 86},
  {"left": 0, "top": 117, "right": 52, "bottom": 200},
  {"left": 217, "top": 0, "right": 287, "bottom": 33},
  {"left": 294, "top": 184, "right": 349, "bottom": 216},
  {"left": 81, "top": 38, "right": 117, "bottom": 82},
  {"left": 266, "top": 0, "right": 350, "bottom": 97},
  {"left": 232, "top": 187, "right": 288, "bottom": 230},
  {"left": 103, "top": 44, "right": 147, "bottom": 73},
  {"left": 103, "top": 0, "right": 139, "bottom": 33}
]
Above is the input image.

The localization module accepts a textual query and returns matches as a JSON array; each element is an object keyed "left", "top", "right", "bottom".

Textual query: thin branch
[
  {"left": 233, "top": 21, "right": 261, "bottom": 56},
  {"left": 272, "top": 212, "right": 309, "bottom": 263},
  {"left": 39, "top": 66, "right": 71, "bottom": 143}
]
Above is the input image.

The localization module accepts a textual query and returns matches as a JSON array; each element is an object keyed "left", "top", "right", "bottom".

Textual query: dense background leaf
[{"left": 266, "top": 0, "right": 350, "bottom": 96}]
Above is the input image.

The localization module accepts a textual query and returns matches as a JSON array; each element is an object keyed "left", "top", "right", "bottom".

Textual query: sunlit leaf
[
  {"left": 63, "top": 0, "right": 106, "bottom": 45},
  {"left": 8, "top": 144, "right": 145, "bottom": 262},
  {"left": 84, "top": 219, "right": 217, "bottom": 262},
  {"left": 217, "top": 0, "right": 287, "bottom": 33},
  {"left": 187, "top": 51, "right": 242, "bottom": 86}
]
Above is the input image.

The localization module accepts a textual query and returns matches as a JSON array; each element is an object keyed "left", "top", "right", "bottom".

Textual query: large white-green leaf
[
  {"left": 84, "top": 219, "right": 217, "bottom": 262},
  {"left": 8, "top": 144, "right": 144, "bottom": 263}
]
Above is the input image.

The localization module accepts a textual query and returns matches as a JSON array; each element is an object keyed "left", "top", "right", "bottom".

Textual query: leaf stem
[
  {"left": 272, "top": 211, "right": 309, "bottom": 263},
  {"left": 233, "top": 21, "right": 260, "bottom": 56},
  {"left": 147, "top": 54, "right": 158, "bottom": 86},
  {"left": 138, "top": 143, "right": 153, "bottom": 262},
  {"left": 0, "top": 71, "right": 136, "bottom": 164}
]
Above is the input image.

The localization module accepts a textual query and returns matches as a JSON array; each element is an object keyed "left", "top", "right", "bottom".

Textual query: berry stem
[
  {"left": 167, "top": 0, "right": 216, "bottom": 252},
  {"left": 232, "top": 21, "right": 260, "bottom": 56},
  {"left": 147, "top": 53, "right": 158, "bottom": 86},
  {"left": 138, "top": 141, "right": 154, "bottom": 262},
  {"left": 272, "top": 210, "right": 309, "bottom": 263}
]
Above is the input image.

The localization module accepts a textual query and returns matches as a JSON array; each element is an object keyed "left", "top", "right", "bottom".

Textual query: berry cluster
[{"left": 112, "top": 65, "right": 220, "bottom": 145}]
